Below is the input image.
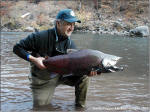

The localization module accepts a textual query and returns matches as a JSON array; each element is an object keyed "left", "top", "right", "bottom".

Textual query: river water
[{"left": 1, "top": 32, "right": 149, "bottom": 112}]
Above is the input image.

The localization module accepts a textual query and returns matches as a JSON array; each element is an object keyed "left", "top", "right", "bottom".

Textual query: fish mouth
[
  {"left": 95, "top": 65, "right": 124, "bottom": 73},
  {"left": 103, "top": 66, "right": 124, "bottom": 73}
]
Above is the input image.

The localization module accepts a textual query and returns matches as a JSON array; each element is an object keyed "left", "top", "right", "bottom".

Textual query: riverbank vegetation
[{"left": 1, "top": 0, "right": 149, "bottom": 37}]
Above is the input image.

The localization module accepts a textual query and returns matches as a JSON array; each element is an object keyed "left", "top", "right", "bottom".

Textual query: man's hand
[
  {"left": 88, "top": 70, "right": 97, "bottom": 77},
  {"left": 88, "top": 69, "right": 101, "bottom": 77},
  {"left": 29, "top": 55, "right": 46, "bottom": 70}
]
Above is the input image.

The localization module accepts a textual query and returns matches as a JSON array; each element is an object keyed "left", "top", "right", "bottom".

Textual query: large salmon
[{"left": 43, "top": 49, "right": 123, "bottom": 75}]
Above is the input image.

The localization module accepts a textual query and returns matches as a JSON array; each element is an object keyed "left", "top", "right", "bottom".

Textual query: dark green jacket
[
  {"left": 13, "top": 28, "right": 76, "bottom": 61},
  {"left": 13, "top": 28, "right": 76, "bottom": 79}
]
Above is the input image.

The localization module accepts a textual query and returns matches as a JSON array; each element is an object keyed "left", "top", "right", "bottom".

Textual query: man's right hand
[{"left": 29, "top": 55, "right": 46, "bottom": 70}]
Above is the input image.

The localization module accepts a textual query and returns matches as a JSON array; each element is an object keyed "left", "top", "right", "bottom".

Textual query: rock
[
  {"left": 1, "top": 27, "right": 9, "bottom": 32},
  {"left": 21, "top": 12, "right": 31, "bottom": 18},
  {"left": 3, "top": 21, "right": 22, "bottom": 30},
  {"left": 113, "top": 20, "right": 124, "bottom": 31},
  {"left": 113, "top": 21, "right": 121, "bottom": 27},
  {"left": 94, "top": 26, "right": 100, "bottom": 31},
  {"left": 92, "top": 31, "right": 96, "bottom": 33},
  {"left": 24, "top": 26, "right": 34, "bottom": 32},
  {"left": 129, "top": 26, "right": 149, "bottom": 37},
  {"left": 74, "top": 26, "right": 82, "bottom": 31}
]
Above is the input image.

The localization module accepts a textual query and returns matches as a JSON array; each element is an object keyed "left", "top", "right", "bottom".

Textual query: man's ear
[
  {"left": 56, "top": 21, "right": 61, "bottom": 28},
  {"left": 56, "top": 21, "right": 59, "bottom": 26}
]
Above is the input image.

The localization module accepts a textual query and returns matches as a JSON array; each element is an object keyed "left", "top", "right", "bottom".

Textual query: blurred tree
[
  {"left": 93, "top": 0, "right": 101, "bottom": 10},
  {"left": 0, "top": 0, "right": 12, "bottom": 16},
  {"left": 120, "top": 0, "right": 128, "bottom": 11},
  {"left": 29, "top": 0, "right": 40, "bottom": 4},
  {"left": 77, "top": 0, "right": 82, "bottom": 11},
  {"left": 113, "top": 0, "right": 119, "bottom": 9}
]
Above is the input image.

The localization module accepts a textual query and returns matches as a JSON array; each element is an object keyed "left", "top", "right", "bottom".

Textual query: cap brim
[{"left": 64, "top": 17, "right": 81, "bottom": 23}]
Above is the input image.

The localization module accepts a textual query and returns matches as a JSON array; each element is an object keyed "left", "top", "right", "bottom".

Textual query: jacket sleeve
[{"left": 13, "top": 32, "right": 41, "bottom": 61}]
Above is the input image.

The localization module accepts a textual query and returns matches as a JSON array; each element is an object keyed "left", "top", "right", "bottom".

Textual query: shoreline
[
  {"left": 1, "top": 27, "right": 148, "bottom": 37},
  {"left": 1, "top": 1, "right": 149, "bottom": 37}
]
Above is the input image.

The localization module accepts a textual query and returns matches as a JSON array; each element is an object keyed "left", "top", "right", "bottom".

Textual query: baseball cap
[{"left": 56, "top": 9, "right": 81, "bottom": 23}]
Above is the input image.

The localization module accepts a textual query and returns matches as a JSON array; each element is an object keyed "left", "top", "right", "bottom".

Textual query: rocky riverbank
[{"left": 1, "top": 0, "right": 150, "bottom": 37}]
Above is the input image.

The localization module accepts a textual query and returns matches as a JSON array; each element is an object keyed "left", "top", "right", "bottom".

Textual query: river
[{"left": 1, "top": 32, "right": 149, "bottom": 112}]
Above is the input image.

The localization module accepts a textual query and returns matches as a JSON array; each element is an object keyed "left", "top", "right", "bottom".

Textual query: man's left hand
[{"left": 88, "top": 70, "right": 101, "bottom": 77}]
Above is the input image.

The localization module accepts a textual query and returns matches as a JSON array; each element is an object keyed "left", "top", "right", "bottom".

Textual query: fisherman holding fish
[{"left": 13, "top": 9, "right": 99, "bottom": 108}]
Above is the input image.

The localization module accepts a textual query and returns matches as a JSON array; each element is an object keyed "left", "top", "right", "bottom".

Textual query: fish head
[
  {"left": 100, "top": 56, "right": 123, "bottom": 73},
  {"left": 102, "top": 56, "right": 122, "bottom": 67}
]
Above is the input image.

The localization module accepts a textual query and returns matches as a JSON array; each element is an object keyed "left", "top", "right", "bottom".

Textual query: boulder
[
  {"left": 129, "top": 26, "right": 149, "bottom": 37},
  {"left": 24, "top": 26, "right": 34, "bottom": 32},
  {"left": 113, "top": 20, "right": 124, "bottom": 32}
]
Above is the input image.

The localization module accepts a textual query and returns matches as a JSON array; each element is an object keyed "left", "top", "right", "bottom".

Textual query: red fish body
[{"left": 43, "top": 49, "right": 123, "bottom": 75}]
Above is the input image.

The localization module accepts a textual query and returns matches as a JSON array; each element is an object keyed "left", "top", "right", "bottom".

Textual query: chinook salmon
[{"left": 43, "top": 49, "right": 123, "bottom": 76}]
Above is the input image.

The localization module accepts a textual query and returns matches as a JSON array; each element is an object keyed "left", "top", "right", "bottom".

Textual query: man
[{"left": 13, "top": 9, "right": 97, "bottom": 108}]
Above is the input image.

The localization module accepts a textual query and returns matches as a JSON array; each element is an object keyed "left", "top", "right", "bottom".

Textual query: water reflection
[{"left": 1, "top": 32, "right": 149, "bottom": 111}]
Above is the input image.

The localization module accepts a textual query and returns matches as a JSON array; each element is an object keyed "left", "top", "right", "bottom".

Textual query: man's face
[{"left": 57, "top": 21, "right": 75, "bottom": 37}]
